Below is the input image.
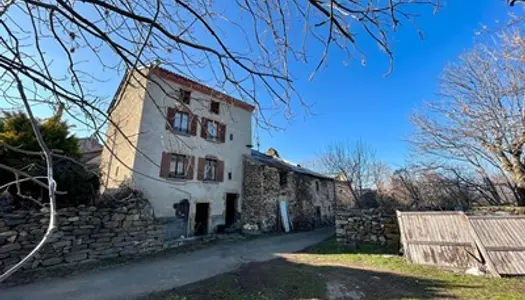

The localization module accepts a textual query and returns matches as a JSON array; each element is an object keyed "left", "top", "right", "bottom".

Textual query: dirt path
[{"left": 0, "top": 228, "right": 333, "bottom": 300}]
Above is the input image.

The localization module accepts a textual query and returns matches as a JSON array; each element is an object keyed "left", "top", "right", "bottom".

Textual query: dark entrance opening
[
  {"left": 316, "top": 206, "right": 322, "bottom": 226},
  {"left": 194, "top": 203, "right": 209, "bottom": 236},
  {"left": 225, "top": 193, "right": 238, "bottom": 227}
]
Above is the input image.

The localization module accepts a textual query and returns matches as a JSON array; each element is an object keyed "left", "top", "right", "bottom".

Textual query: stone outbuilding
[{"left": 242, "top": 148, "right": 336, "bottom": 233}]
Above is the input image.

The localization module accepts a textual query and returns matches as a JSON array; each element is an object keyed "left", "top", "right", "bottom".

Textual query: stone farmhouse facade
[
  {"left": 101, "top": 66, "right": 254, "bottom": 238},
  {"left": 101, "top": 66, "right": 335, "bottom": 238},
  {"left": 242, "top": 148, "right": 336, "bottom": 232}
]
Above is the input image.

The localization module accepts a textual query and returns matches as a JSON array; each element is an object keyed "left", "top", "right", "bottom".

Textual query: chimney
[{"left": 265, "top": 148, "right": 280, "bottom": 158}]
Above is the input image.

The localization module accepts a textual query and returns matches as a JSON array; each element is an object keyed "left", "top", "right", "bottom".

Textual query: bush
[{"left": 0, "top": 111, "right": 99, "bottom": 208}]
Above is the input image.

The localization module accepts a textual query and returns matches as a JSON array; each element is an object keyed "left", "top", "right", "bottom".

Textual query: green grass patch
[{"left": 145, "top": 237, "right": 525, "bottom": 300}]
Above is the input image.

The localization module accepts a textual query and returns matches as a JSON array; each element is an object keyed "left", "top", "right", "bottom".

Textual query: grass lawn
[{"left": 144, "top": 238, "right": 525, "bottom": 300}]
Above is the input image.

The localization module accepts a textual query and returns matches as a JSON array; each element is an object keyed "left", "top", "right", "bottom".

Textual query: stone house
[
  {"left": 242, "top": 148, "right": 336, "bottom": 233},
  {"left": 78, "top": 135, "right": 103, "bottom": 167},
  {"left": 100, "top": 66, "right": 254, "bottom": 238}
]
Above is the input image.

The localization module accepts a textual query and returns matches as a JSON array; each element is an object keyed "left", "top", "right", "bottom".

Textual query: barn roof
[{"left": 249, "top": 150, "right": 333, "bottom": 180}]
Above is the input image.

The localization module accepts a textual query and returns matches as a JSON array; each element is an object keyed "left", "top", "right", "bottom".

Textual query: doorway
[
  {"left": 194, "top": 203, "right": 209, "bottom": 236},
  {"left": 225, "top": 193, "right": 238, "bottom": 227}
]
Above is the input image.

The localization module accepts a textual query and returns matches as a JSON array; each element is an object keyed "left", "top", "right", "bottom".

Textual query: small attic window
[
  {"left": 210, "top": 101, "right": 220, "bottom": 114},
  {"left": 180, "top": 89, "right": 191, "bottom": 104},
  {"left": 279, "top": 170, "right": 288, "bottom": 187}
]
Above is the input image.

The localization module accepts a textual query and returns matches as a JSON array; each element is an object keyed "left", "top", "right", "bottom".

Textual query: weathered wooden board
[
  {"left": 396, "top": 211, "right": 482, "bottom": 270},
  {"left": 469, "top": 216, "right": 525, "bottom": 276}
]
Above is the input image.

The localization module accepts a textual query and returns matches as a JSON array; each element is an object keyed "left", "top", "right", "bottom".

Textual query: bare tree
[
  {"left": 388, "top": 166, "right": 478, "bottom": 210},
  {"left": 320, "top": 140, "right": 383, "bottom": 207},
  {"left": 411, "top": 20, "right": 525, "bottom": 206}
]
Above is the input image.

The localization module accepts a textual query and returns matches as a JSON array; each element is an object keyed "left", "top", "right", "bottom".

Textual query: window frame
[
  {"left": 169, "top": 154, "right": 187, "bottom": 179},
  {"left": 204, "top": 158, "right": 218, "bottom": 181},
  {"left": 173, "top": 111, "right": 190, "bottom": 134},
  {"left": 206, "top": 120, "right": 219, "bottom": 141}
]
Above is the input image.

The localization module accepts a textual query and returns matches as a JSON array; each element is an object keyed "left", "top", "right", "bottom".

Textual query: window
[
  {"left": 228, "top": 172, "right": 232, "bottom": 180},
  {"left": 169, "top": 154, "right": 186, "bottom": 178},
  {"left": 229, "top": 133, "right": 233, "bottom": 141},
  {"left": 210, "top": 101, "right": 220, "bottom": 114},
  {"left": 279, "top": 171, "right": 288, "bottom": 187},
  {"left": 173, "top": 111, "right": 189, "bottom": 134},
  {"left": 207, "top": 121, "right": 218, "bottom": 141},
  {"left": 180, "top": 89, "right": 191, "bottom": 104},
  {"left": 204, "top": 159, "right": 217, "bottom": 181},
  {"left": 315, "top": 181, "right": 319, "bottom": 192}
]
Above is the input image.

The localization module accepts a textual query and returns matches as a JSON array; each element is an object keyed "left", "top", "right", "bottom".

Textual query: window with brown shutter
[
  {"left": 159, "top": 152, "right": 171, "bottom": 178},
  {"left": 200, "top": 118, "right": 208, "bottom": 139},
  {"left": 190, "top": 114, "right": 198, "bottom": 136},
  {"left": 204, "top": 159, "right": 217, "bottom": 181},
  {"left": 217, "top": 160, "right": 224, "bottom": 182},
  {"left": 206, "top": 120, "right": 219, "bottom": 141},
  {"left": 197, "top": 157, "right": 206, "bottom": 180},
  {"left": 173, "top": 111, "right": 190, "bottom": 134},
  {"left": 166, "top": 107, "right": 175, "bottom": 130},
  {"left": 168, "top": 154, "right": 186, "bottom": 178}
]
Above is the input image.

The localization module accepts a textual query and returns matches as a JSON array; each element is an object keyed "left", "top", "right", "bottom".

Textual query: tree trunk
[{"left": 517, "top": 186, "right": 525, "bottom": 206}]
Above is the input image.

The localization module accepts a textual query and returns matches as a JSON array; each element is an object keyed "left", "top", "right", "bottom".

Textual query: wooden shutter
[
  {"left": 218, "top": 123, "right": 226, "bottom": 143},
  {"left": 200, "top": 117, "right": 208, "bottom": 139},
  {"left": 159, "top": 152, "right": 171, "bottom": 178},
  {"left": 197, "top": 157, "right": 205, "bottom": 180},
  {"left": 185, "top": 156, "right": 195, "bottom": 180},
  {"left": 190, "top": 114, "right": 198, "bottom": 136},
  {"left": 166, "top": 107, "right": 175, "bottom": 130},
  {"left": 217, "top": 160, "right": 224, "bottom": 182}
]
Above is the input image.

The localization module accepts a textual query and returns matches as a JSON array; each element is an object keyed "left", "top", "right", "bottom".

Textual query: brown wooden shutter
[
  {"left": 218, "top": 123, "right": 226, "bottom": 143},
  {"left": 200, "top": 117, "right": 208, "bottom": 139},
  {"left": 185, "top": 156, "right": 195, "bottom": 180},
  {"left": 197, "top": 157, "right": 205, "bottom": 180},
  {"left": 166, "top": 107, "right": 175, "bottom": 130},
  {"left": 217, "top": 160, "right": 224, "bottom": 182},
  {"left": 190, "top": 114, "right": 198, "bottom": 136},
  {"left": 159, "top": 152, "right": 171, "bottom": 178}
]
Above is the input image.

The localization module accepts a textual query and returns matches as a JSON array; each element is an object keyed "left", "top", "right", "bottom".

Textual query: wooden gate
[{"left": 396, "top": 211, "right": 482, "bottom": 270}]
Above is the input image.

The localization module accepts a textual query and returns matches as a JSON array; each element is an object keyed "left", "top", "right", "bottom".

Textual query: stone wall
[
  {"left": 0, "top": 195, "right": 200, "bottom": 275},
  {"left": 242, "top": 157, "right": 335, "bottom": 233},
  {"left": 242, "top": 158, "right": 280, "bottom": 232},
  {"left": 467, "top": 206, "right": 525, "bottom": 216},
  {"left": 336, "top": 208, "right": 400, "bottom": 247}
]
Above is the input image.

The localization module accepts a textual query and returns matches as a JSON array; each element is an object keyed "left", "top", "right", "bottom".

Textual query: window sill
[
  {"left": 202, "top": 180, "right": 219, "bottom": 184},
  {"left": 204, "top": 138, "right": 223, "bottom": 144},
  {"left": 172, "top": 130, "right": 192, "bottom": 137},
  {"left": 166, "top": 177, "right": 190, "bottom": 182}
]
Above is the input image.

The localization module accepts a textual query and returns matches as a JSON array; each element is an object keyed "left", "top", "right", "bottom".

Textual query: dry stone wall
[
  {"left": 336, "top": 208, "right": 400, "bottom": 248},
  {"left": 242, "top": 157, "right": 335, "bottom": 233},
  {"left": 467, "top": 206, "right": 525, "bottom": 216},
  {"left": 0, "top": 196, "right": 202, "bottom": 275},
  {"left": 242, "top": 158, "right": 280, "bottom": 232}
]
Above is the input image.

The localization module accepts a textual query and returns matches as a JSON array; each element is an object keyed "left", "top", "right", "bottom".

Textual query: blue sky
[
  {"left": 0, "top": 1, "right": 516, "bottom": 170},
  {"left": 256, "top": 0, "right": 513, "bottom": 168}
]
